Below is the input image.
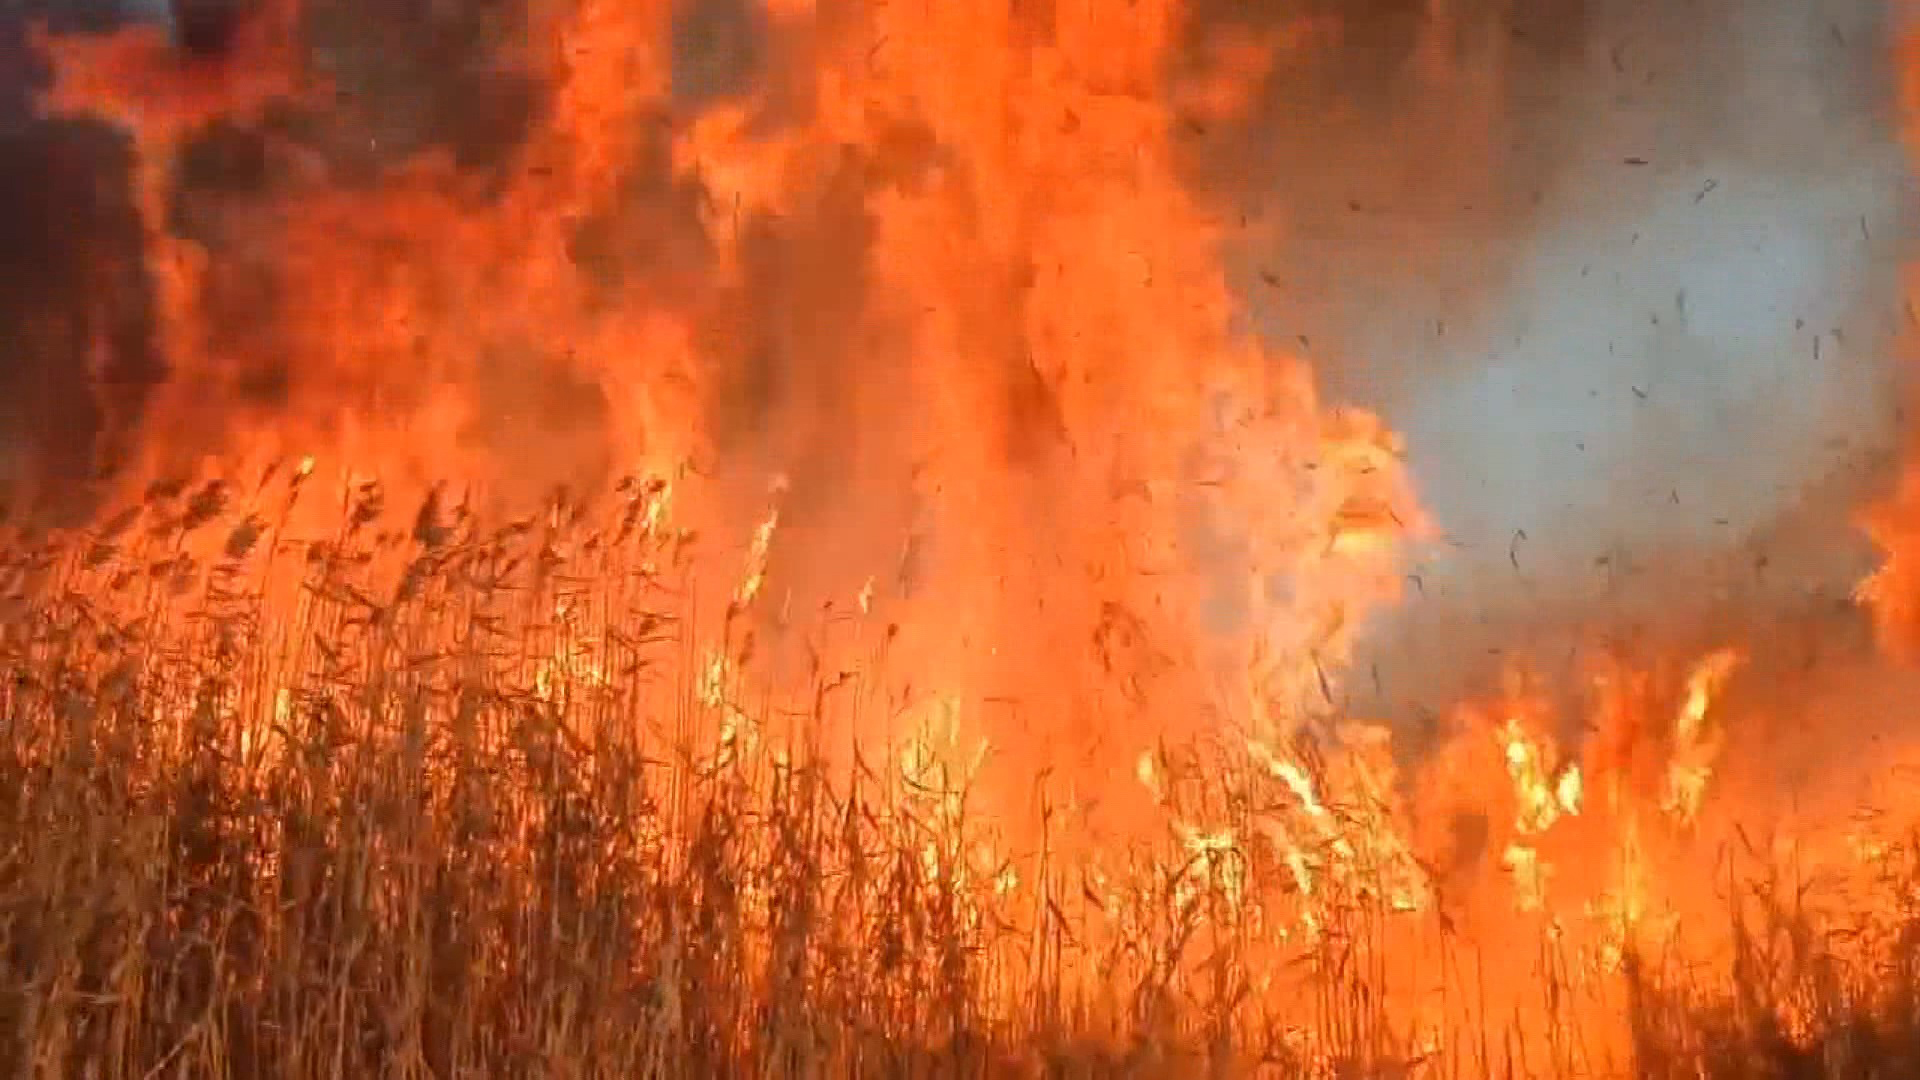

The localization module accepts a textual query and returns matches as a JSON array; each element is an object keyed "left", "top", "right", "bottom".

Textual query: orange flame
[
  {"left": 33, "top": 1, "right": 1419, "bottom": 813},
  {"left": 1858, "top": 26, "right": 1920, "bottom": 650}
]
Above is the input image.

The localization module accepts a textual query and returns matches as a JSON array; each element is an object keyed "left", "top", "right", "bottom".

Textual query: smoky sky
[{"left": 1208, "top": 0, "right": 1915, "bottom": 716}]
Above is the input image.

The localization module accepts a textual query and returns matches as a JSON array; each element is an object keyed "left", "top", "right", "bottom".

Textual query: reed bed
[{"left": 0, "top": 468, "right": 1914, "bottom": 1078}]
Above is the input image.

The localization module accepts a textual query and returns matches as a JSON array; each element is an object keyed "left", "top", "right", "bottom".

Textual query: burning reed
[
  {"left": 3, "top": 1, "right": 1918, "bottom": 1076},
  {"left": 0, "top": 467, "right": 1914, "bottom": 1078}
]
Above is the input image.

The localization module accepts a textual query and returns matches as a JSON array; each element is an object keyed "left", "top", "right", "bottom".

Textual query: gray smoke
[{"left": 1204, "top": 0, "right": 1915, "bottom": 713}]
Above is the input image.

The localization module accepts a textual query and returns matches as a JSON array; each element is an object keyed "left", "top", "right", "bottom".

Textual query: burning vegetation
[{"left": 0, "top": 0, "right": 1915, "bottom": 1076}]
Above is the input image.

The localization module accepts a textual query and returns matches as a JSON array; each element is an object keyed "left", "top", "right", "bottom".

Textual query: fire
[
  {"left": 1859, "top": 27, "right": 1920, "bottom": 651},
  {"left": 1496, "top": 709, "right": 1581, "bottom": 911},
  {"left": 1501, "top": 712, "right": 1581, "bottom": 835},
  {"left": 32, "top": 0, "right": 1421, "bottom": 818},
  {"left": 0, "top": 1, "right": 1916, "bottom": 1076},
  {"left": 1659, "top": 646, "right": 1743, "bottom": 825}
]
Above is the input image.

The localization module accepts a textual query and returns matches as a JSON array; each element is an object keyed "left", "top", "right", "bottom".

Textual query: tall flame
[
  {"left": 1857, "top": 24, "right": 1920, "bottom": 648},
  {"left": 32, "top": 1, "right": 1417, "bottom": 813}
]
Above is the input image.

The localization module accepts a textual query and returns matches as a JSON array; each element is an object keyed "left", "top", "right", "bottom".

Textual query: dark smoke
[
  {"left": 0, "top": 0, "right": 551, "bottom": 518},
  {"left": 0, "top": 2, "right": 162, "bottom": 521}
]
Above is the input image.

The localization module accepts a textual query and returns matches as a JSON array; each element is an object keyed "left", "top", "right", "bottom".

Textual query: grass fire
[{"left": 0, "top": 0, "right": 1915, "bottom": 1076}]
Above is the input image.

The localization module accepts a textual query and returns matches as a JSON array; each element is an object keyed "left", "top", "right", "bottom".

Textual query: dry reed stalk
[{"left": 0, "top": 466, "right": 1911, "bottom": 1076}]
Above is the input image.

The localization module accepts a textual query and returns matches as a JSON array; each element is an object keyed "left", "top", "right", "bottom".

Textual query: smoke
[
  {"left": 0, "top": 2, "right": 164, "bottom": 521},
  {"left": 1186, "top": 0, "right": 1916, "bottom": 714}
]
